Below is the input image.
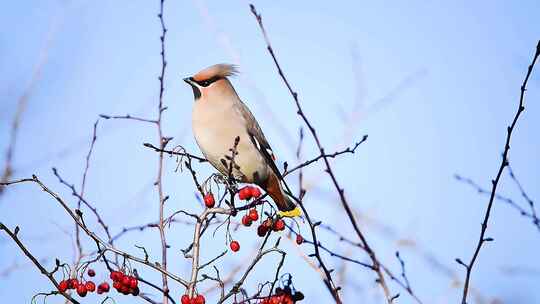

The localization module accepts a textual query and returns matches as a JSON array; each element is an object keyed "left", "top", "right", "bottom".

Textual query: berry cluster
[
  {"left": 110, "top": 270, "right": 140, "bottom": 296},
  {"left": 236, "top": 186, "right": 286, "bottom": 238},
  {"left": 256, "top": 217, "right": 285, "bottom": 237},
  {"left": 259, "top": 286, "right": 304, "bottom": 304},
  {"left": 238, "top": 185, "right": 262, "bottom": 200},
  {"left": 235, "top": 186, "right": 306, "bottom": 248},
  {"left": 57, "top": 269, "right": 108, "bottom": 298},
  {"left": 259, "top": 294, "right": 294, "bottom": 304},
  {"left": 241, "top": 208, "right": 259, "bottom": 226},
  {"left": 181, "top": 294, "right": 206, "bottom": 304}
]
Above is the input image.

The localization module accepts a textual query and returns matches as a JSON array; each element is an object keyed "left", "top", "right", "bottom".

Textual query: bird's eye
[{"left": 197, "top": 76, "right": 221, "bottom": 87}]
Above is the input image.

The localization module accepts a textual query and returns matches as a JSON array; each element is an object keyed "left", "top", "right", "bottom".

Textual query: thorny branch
[
  {"left": 217, "top": 247, "right": 286, "bottom": 304},
  {"left": 455, "top": 173, "right": 540, "bottom": 232},
  {"left": 0, "top": 223, "right": 81, "bottom": 304},
  {"left": 250, "top": 4, "right": 393, "bottom": 303},
  {"left": 53, "top": 168, "right": 113, "bottom": 243},
  {"left": 74, "top": 119, "right": 100, "bottom": 259},
  {"left": 0, "top": 176, "right": 190, "bottom": 287},
  {"left": 458, "top": 40, "right": 540, "bottom": 304},
  {"left": 289, "top": 222, "right": 423, "bottom": 303},
  {"left": 156, "top": 0, "right": 170, "bottom": 302}
]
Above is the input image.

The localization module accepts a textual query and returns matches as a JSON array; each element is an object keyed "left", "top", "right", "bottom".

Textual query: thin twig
[
  {"left": 99, "top": 114, "right": 158, "bottom": 124},
  {"left": 53, "top": 168, "right": 113, "bottom": 242},
  {"left": 144, "top": 142, "right": 207, "bottom": 162},
  {"left": 455, "top": 174, "right": 540, "bottom": 232},
  {"left": 284, "top": 135, "right": 368, "bottom": 177},
  {"left": 508, "top": 165, "right": 539, "bottom": 231},
  {"left": 73, "top": 119, "right": 100, "bottom": 259},
  {"left": 459, "top": 40, "right": 540, "bottom": 304},
  {"left": 0, "top": 223, "right": 81, "bottom": 304},
  {"left": 217, "top": 248, "right": 286, "bottom": 304}
]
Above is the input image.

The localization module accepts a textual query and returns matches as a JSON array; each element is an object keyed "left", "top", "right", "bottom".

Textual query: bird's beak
[{"left": 183, "top": 77, "right": 195, "bottom": 86}]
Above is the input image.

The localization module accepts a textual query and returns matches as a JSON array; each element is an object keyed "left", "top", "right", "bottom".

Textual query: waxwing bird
[{"left": 184, "top": 63, "right": 301, "bottom": 217}]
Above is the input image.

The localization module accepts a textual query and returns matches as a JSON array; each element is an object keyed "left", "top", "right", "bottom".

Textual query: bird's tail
[{"left": 265, "top": 173, "right": 302, "bottom": 218}]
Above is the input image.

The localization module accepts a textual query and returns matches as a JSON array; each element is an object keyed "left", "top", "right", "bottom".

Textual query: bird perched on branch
[{"left": 184, "top": 63, "right": 301, "bottom": 217}]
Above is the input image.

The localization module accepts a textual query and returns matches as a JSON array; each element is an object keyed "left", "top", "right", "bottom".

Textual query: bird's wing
[{"left": 235, "top": 101, "right": 283, "bottom": 180}]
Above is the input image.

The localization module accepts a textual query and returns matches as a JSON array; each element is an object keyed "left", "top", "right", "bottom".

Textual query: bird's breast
[{"left": 192, "top": 101, "right": 268, "bottom": 183}]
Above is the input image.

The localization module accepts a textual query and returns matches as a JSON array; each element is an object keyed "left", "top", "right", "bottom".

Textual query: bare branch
[
  {"left": 455, "top": 174, "right": 540, "bottom": 232},
  {"left": 99, "top": 114, "right": 158, "bottom": 124},
  {"left": 459, "top": 40, "right": 540, "bottom": 304},
  {"left": 0, "top": 223, "right": 80, "bottom": 304},
  {"left": 250, "top": 4, "right": 392, "bottom": 302},
  {"left": 144, "top": 142, "right": 207, "bottom": 162},
  {"left": 1, "top": 176, "right": 190, "bottom": 287},
  {"left": 283, "top": 135, "right": 368, "bottom": 177}
]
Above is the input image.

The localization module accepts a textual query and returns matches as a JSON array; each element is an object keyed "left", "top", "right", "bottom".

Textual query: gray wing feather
[{"left": 235, "top": 101, "right": 283, "bottom": 179}]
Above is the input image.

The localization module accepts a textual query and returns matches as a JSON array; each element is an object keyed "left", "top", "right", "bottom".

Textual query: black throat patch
[{"left": 191, "top": 85, "right": 201, "bottom": 99}]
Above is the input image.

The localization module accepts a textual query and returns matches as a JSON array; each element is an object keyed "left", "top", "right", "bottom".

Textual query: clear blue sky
[{"left": 1, "top": 0, "right": 539, "bottom": 303}]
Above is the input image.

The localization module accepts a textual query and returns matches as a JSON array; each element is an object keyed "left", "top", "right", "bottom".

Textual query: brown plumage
[{"left": 265, "top": 172, "right": 289, "bottom": 211}]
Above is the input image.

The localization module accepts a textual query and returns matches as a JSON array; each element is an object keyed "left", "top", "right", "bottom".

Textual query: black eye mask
[{"left": 194, "top": 76, "right": 221, "bottom": 87}]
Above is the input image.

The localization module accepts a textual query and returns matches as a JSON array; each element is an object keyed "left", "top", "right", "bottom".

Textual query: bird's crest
[{"left": 193, "top": 64, "right": 238, "bottom": 82}]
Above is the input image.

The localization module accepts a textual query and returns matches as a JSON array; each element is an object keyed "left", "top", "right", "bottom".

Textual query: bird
[{"left": 184, "top": 63, "right": 301, "bottom": 217}]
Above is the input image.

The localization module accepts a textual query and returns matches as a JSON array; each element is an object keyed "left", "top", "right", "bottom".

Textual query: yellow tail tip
[{"left": 278, "top": 206, "right": 302, "bottom": 218}]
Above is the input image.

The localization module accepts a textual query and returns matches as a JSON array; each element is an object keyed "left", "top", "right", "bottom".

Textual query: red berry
[
  {"left": 241, "top": 215, "right": 252, "bottom": 226},
  {"left": 117, "top": 272, "right": 125, "bottom": 281},
  {"left": 122, "top": 275, "right": 131, "bottom": 286},
  {"left": 110, "top": 271, "right": 122, "bottom": 281},
  {"left": 113, "top": 281, "right": 121, "bottom": 290},
  {"left": 58, "top": 280, "right": 69, "bottom": 292},
  {"left": 77, "top": 284, "right": 87, "bottom": 297},
  {"left": 273, "top": 219, "right": 285, "bottom": 231},
  {"left": 250, "top": 187, "right": 262, "bottom": 198},
  {"left": 119, "top": 285, "right": 130, "bottom": 295},
  {"left": 230, "top": 240, "right": 240, "bottom": 252},
  {"left": 181, "top": 295, "right": 191, "bottom": 304},
  {"left": 296, "top": 234, "right": 304, "bottom": 245},
  {"left": 238, "top": 187, "right": 252, "bottom": 200},
  {"left": 257, "top": 225, "right": 268, "bottom": 237},
  {"left": 85, "top": 281, "right": 96, "bottom": 292},
  {"left": 129, "top": 277, "right": 138, "bottom": 289},
  {"left": 97, "top": 289, "right": 103, "bottom": 295},
  {"left": 68, "top": 278, "right": 79, "bottom": 289},
  {"left": 248, "top": 209, "right": 259, "bottom": 221},
  {"left": 203, "top": 193, "right": 215, "bottom": 208},
  {"left": 194, "top": 295, "right": 206, "bottom": 304},
  {"left": 87, "top": 269, "right": 96, "bottom": 277},
  {"left": 99, "top": 282, "right": 110, "bottom": 292}
]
